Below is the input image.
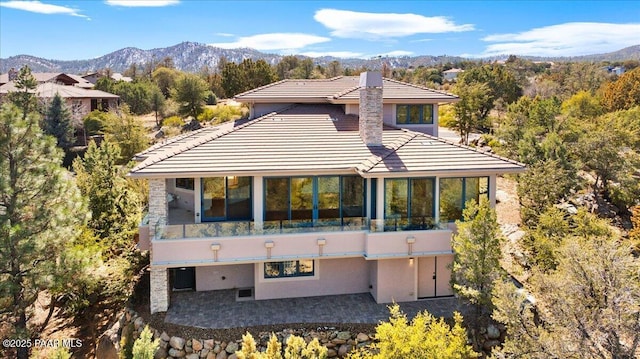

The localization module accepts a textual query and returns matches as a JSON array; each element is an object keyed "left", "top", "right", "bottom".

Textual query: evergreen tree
[
  {"left": 7, "top": 65, "right": 38, "bottom": 120},
  {"left": 42, "top": 93, "right": 75, "bottom": 149},
  {"left": 172, "top": 73, "right": 208, "bottom": 119},
  {"left": 0, "top": 103, "right": 87, "bottom": 359},
  {"left": 451, "top": 197, "right": 504, "bottom": 331},
  {"left": 132, "top": 326, "right": 160, "bottom": 359}
]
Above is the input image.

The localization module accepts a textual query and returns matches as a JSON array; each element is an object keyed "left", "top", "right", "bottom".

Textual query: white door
[{"left": 418, "top": 257, "right": 435, "bottom": 298}]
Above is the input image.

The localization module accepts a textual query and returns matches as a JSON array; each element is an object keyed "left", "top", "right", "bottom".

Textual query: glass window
[
  {"left": 439, "top": 177, "right": 489, "bottom": 222},
  {"left": 264, "top": 260, "right": 314, "bottom": 278},
  {"left": 202, "top": 177, "right": 252, "bottom": 221},
  {"left": 291, "top": 177, "right": 313, "bottom": 221},
  {"left": 175, "top": 178, "right": 194, "bottom": 190},
  {"left": 411, "top": 178, "right": 434, "bottom": 219},
  {"left": 202, "top": 177, "right": 226, "bottom": 218},
  {"left": 385, "top": 179, "right": 408, "bottom": 218},
  {"left": 265, "top": 178, "right": 289, "bottom": 221},
  {"left": 341, "top": 176, "right": 365, "bottom": 218},
  {"left": 227, "top": 176, "right": 252, "bottom": 220},
  {"left": 396, "top": 104, "right": 434, "bottom": 124},
  {"left": 318, "top": 177, "right": 340, "bottom": 220}
]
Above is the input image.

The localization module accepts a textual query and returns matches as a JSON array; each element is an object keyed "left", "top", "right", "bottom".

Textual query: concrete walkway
[{"left": 165, "top": 290, "right": 461, "bottom": 329}]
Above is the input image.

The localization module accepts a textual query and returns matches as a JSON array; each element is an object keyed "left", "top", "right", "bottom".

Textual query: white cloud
[
  {"left": 481, "top": 22, "right": 640, "bottom": 57},
  {"left": 0, "top": 0, "right": 89, "bottom": 19},
  {"left": 215, "top": 32, "right": 235, "bottom": 37},
  {"left": 377, "top": 50, "right": 414, "bottom": 57},
  {"left": 299, "top": 51, "right": 364, "bottom": 58},
  {"left": 105, "top": 0, "right": 179, "bottom": 7},
  {"left": 210, "top": 33, "right": 331, "bottom": 51},
  {"left": 314, "top": 9, "right": 474, "bottom": 39}
]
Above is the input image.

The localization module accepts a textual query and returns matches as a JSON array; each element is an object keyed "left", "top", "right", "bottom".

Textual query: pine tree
[
  {"left": 42, "top": 93, "right": 75, "bottom": 149},
  {"left": 0, "top": 103, "right": 87, "bottom": 359}
]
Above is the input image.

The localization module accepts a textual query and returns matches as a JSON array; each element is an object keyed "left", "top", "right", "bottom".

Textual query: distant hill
[{"left": 1, "top": 42, "right": 638, "bottom": 75}]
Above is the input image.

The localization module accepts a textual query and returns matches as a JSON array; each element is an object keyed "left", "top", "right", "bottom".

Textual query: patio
[{"left": 165, "top": 290, "right": 461, "bottom": 329}]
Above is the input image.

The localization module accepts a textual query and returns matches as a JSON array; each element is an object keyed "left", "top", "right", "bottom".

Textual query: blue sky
[{"left": 1, "top": 0, "right": 639, "bottom": 61}]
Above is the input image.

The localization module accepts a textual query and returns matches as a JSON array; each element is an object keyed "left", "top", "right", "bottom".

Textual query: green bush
[
  {"left": 205, "top": 91, "right": 217, "bottom": 105},
  {"left": 132, "top": 326, "right": 159, "bottom": 359},
  {"left": 197, "top": 107, "right": 216, "bottom": 122},
  {"left": 438, "top": 104, "right": 456, "bottom": 128},
  {"left": 83, "top": 110, "right": 111, "bottom": 136},
  {"left": 163, "top": 116, "right": 184, "bottom": 127}
]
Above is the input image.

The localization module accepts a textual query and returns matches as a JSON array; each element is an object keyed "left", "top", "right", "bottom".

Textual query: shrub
[
  {"left": 205, "top": 91, "right": 218, "bottom": 105},
  {"left": 132, "top": 326, "right": 160, "bottom": 359},
  {"left": 438, "top": 104, "right": 456, "bottom": 128},
  {"left": 83, "top": 110, "right": 111, "bottom": 136},
  {"left": 163, "top": 116, "right": 184, "bottom": 127},
  {"left": 197, "top": 107, "right": 216, "bottom": 122}
]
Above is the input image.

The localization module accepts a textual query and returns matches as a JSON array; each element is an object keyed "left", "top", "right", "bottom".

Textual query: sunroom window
[
  {"left": 201, "top": 176, "right": 252, "bottom": 221},
  {"left": 439, "top": 177, "right": 489, "bottom": 222},
  {"left": 396, "top": 104, "right": 434, "bottom": 124}
]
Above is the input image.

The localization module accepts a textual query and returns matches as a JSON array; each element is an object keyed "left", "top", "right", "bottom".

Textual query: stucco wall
[
  {"left": 254, "top": 257, "right": 370, "bottom": 300},
  {"left": 374, "top": 258, "right": 416, "bottom": 303},
  {"left": 196, "top": 264, "right": 254, "bottom": 291}
]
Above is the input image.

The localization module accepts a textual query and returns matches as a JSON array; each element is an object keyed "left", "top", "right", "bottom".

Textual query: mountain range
[{"left": 1, "top": 42, "right": 639, "bottom": 75}]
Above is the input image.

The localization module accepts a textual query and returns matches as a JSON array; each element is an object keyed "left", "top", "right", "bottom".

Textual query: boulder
[
  {"left": 338, "top": 344, "right": 351, "bottom": 357},
  {"left": 225, "top": 342, "right": 238, "bottom": 354},
  {"left": 168, "top": 348, "right": 186, "bottom": 358},
  {"left": 186, "top": 354, "right": 200, "bottom": 359},
  {"left": 204, "top": 339, "right": 214, "bottom": 350},
  {"left": 200, "top": 348, "right": 210, "bottom": 358},
  {"left": 228, "top": 354, "right": 238, "bottom": 359},
  {"left": 483, "top": 340, "right": 501, "bottom": 351},
  {"left": 215, "top": 351, "right": 227, "bottom": 359},
  {"left": 327, "top": 348, "right": 338, "bottom": 357},
  {"left": 356, "top": 333, "right": 369, "bottom": 342},
  {"left": 193, "top": 339, "right": 203, "bottom": 351},
  {"left": 95, "top": 333, "right": 118, "bottom": 359},
  {"left": 336, "top": 331, "right": 351, "bottom": 340},
  {"left": 154, "top": 347, "right": 168, "bottom": 359},
  {"left": 134, "top": 317, "right": 144, "bottom": 330},
  {"left": 161, "top": 332, "right": 171, "bottom": 342},
  {"left": 487, "top": 324, "right": 501, "bottom": 339},
  {"left": 170, "top": 336, "right": 186, "bottom": 350}
]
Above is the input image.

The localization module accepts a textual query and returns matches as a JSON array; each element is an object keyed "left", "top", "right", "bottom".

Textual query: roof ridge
[
  {"left": 356, "top": 132, "right": 419, "bottom": 173},
  {"left": 332, "top": 85, "right": 360, "bottom": 99},
  {"left": 234, "top": 79, "right": 288, "bottom": 98},
  {"left": 383, "top": 77, "right": 459, "bottom": 99},
  {"left": 412, "top": 131, "right": 527, "bottom": 167},
  {"left": 130, "top": 111, "right": 281, "bottom": 174}
]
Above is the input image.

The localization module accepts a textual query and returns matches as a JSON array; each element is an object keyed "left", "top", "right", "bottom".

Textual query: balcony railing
[
  {"left": 155, "top": 217, "right": 369, "bottom": 240},
  {"left": 153, "top": 216, "right": 447, "bottom": 240}
]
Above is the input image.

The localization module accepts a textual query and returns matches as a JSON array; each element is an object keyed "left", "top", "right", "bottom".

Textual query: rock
[
  {"left": 161, "top": 332, "right": 171, "bottom": 342},
  {"left": 216, "top": 351, "right": 228, "bottom": 359},
  {"left": 204, "top": 339, "right": 214, "bottom": 350},
  {"left": 336, "top": 331, "right": 351, "bottom": 340},
  {"left": 483, "top": 340, "right": 501, "bottom": 351},
  {"left": 200, "top": 348, "right": 210, "bottom": 358},
  {"left": 159, "top": 340, "right": 168, "bottom": 349},
  {"left": 487, "top": 324, "right": 501, "bottom": 339},
  {"left": 207, "top": 351, "right": 217, "bottom": 359},
  {"left": 213, "top": 344, "right": 221, "bottom": 353},
  {"left": 170, "top": 336, "right": 186, "bottom": 350},
  {"left": 154, "top": 347, "right": 168, "bottom": 359},
  {"left": 182, "top": 119, "right": 202, "bottom": 132},
  {"left": 193, "top": 339, "right": 203, "bottom": 351},
  {"left": 228, "top": 354, "right": 238, "bottom": 359},
  {"left": 186, "top": 354, "right": 200, "bottom": 359},
  {"left": 338, "top": 344, "right": 351, "bottom": 357},
  {"left": 134, "top": 317, "right": 144, "bottom": 330},
  {"left": 327, "top": 348, "right": 338, "bottom": 357},
  {"left": 95, "top": 333, "right": 118, "bottom": 359},
  {"left": 225, "top": 342, "right": 238, "bottom": 354},
  {"left": 168, "top": 348, "right": 187, "bottom": 358},
  {"left": 332, "top": 339, "right": 346, "bottom": 345},
  {"left": 356, "top": 333, "right": 369, "bottom": 342},
  {"left": 154, "top": 130, "right": 165, "bottom": 139}
]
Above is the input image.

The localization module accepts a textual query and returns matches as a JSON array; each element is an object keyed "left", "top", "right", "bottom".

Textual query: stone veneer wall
[
  {"left": 148, "top": 178, "right": 169, "bottom": 313},
  {"left": 358, "top": 86, "right": 383, "bottom": 146}
]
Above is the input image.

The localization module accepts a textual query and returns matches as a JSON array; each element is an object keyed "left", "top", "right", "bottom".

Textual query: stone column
[
  {"left": 150, "top": 267, "right": 169, "bottom": 313},
  {"left": 148, "top": 178, "right": 168, "bottom": 240},
  {"left": 358, "top": 72, "right": 384, "bottom": 146}
]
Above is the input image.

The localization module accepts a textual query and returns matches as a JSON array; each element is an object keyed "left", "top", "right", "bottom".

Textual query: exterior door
[
  {"left": 418, "top": 255, "right": 454, "bottom": 298},
  {"left": 418, "top": 257, "right": 436, "bottom": 298},
  {"left": 436, "top": 255, "right": 454, "bottom": 296}
]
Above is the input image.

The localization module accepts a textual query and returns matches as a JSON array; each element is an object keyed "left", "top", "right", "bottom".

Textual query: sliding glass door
[{"left": 201, "top": 176, "right": 252, "bottom": 222}]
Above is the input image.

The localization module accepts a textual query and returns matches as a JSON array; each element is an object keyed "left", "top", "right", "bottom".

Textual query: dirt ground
[{"left": 495, "top": 175, "right": 521, "bottom": 226}]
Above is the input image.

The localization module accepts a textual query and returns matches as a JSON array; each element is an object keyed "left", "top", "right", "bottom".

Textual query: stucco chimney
[
  {"left": 359, "top": 71, "right": 383, "bottom": 146},
  {"left": 8, "top": 68, "right": 18, "bottom": 82}
]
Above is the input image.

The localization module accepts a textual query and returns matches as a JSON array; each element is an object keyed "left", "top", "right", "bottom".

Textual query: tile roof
[
  {"left": 130, "top": 104, "right": 524, "bottom": 178},
  {"left": 234, "top": 76, "right": 459, "bottom": 104},
  {"left": 0, "top": 82, "right": 118, "bottom": 99}
]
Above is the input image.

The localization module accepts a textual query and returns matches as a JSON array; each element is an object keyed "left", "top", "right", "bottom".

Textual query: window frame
[
  {"left": 263, "top": 260, "right": 315, "bottom": 279},
  {"left": 201, "top": 176, "right": 253, "bottom": 222},
  {"left": 438, "top": 176, "right": 489, "bottom": 223},
  {"left": 396, "top": 104, "right": 434, "bottom": 125},
  {"left": 175, "top": 178, "right": 194, "bottom": 191},
  {"left": 384, "top": 177, "right": 436, "bottom": 221}
]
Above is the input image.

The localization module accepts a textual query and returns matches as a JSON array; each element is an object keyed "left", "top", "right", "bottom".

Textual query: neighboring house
[
  {"left": 0, "top": 69, "right": 119, "bottom": 121},
  {"left": 442, "top": 68, "right": 464, "bottom": 82},
  {"left": 131, "top": 72, "right": 525, "bottom": 314},
  {"left": 82, "top": 72, "right": 133, "bottom": 84}
]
